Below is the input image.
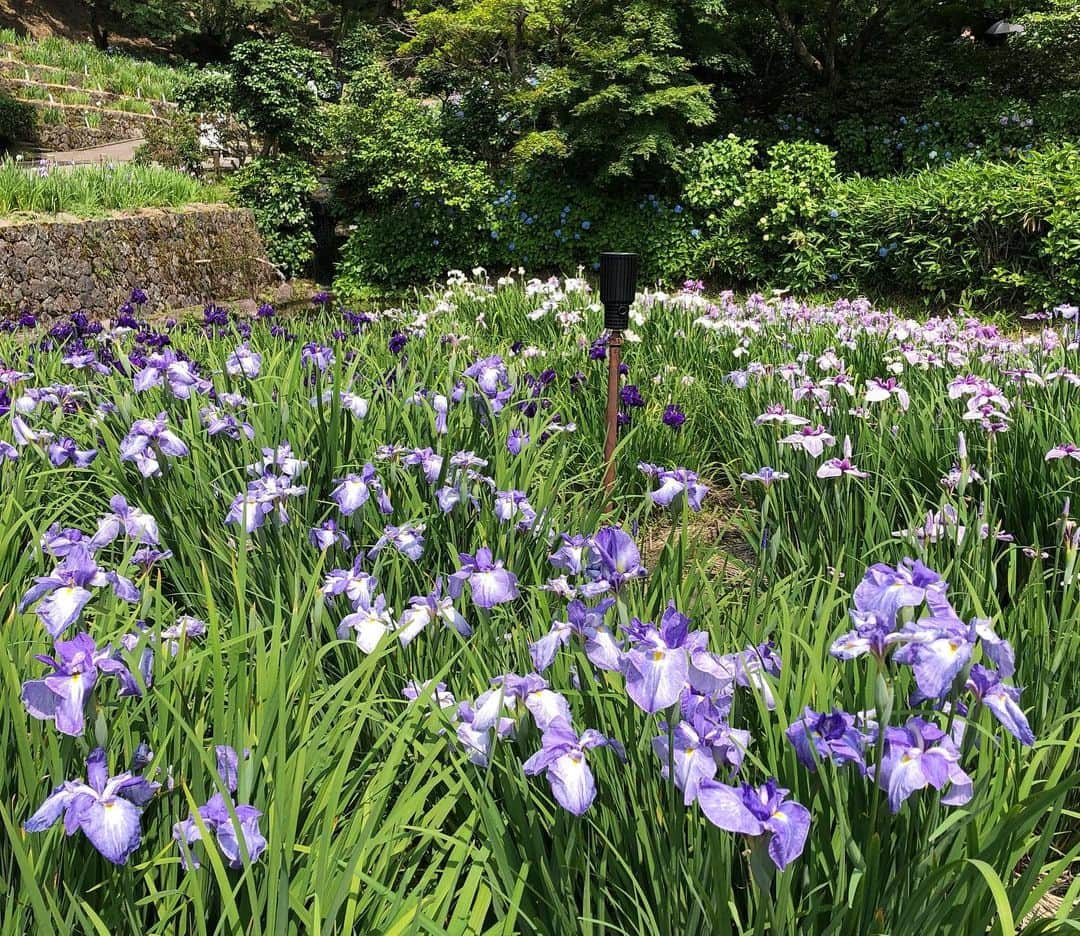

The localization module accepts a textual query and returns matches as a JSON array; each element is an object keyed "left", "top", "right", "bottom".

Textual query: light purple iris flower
[
  {"left": 463, "top": 356, "right": 513, "bottom": 412},
  {"left": 403, "top": 447, "right": 444, "bottom": 484},
  {"left": 47, "top": 437, "right": 98, "bottom": 467},
  {"left": 322, "top": 560, "right": 378, "bottom": 607},
  {"left": 331, "top": 465, "right": 392, "bottom": 516},
  {"left": 530, "top": 598, "right": 619, "bottom": 672},
  {"left": 653, "top": 713, "right": 751, "bottom": 804},
  {"left": 966, "top": 664, "right": 1034, "bottom": 745},
  {"left": 507, "top": 428, "right": 530, "bottom": 455},
  {"left": 396, "top": 579, "right": 471, "bottom": 646},
  {"left": 1046, "top": 443, "right": 1080, "bottom": 462},
  {"left": 785, "top": 707, "right": 872, "bottom": 774},
  {"left": 494, "top": 489, "right": 538, "bottom": 529},
  {"left": 226, "top": 344, "right": 262, "bottom": 378},
  {"left": 24, "top": 747, "right": 160, "bottom": 865},
  {"left": 173, "top": 746, "right": 266, "bottom": 870},
  {"left": 20, "top": 545, "right": 138, "bottom": 637},
  {"left": 134, "top": 350, "right": 212, "bottom": 399},
  {"left": 740, "top": 467, "right": 789, "bottom": 487},
  {"left": 21, "top": 632, "right": 139, "bottom": 736},
  {"left": 226, "top": 475, "right": 308, "bottom": 532},
  {"left": 523, "top": 717, "right": 623, "bottom": 815},
  {"left": 816, "top": 436, "right": 868, "bottom": 479},
  {"left": 550, "top": 534, "right": 593, "bottom": 576},
  {"left": 302, "top": 342, "right": 334, "bottom": 371},
  {"left": 90, "top": 495, "right": 160, "bottom": 548},
  {"left": 201, "top": 406, "right": 255, "bottom": 440},
  {"left": 853, "top": 558, "right": 945, "bottom": 628},
  {"left": 248, "top": 443, "right": 308, "bottom": 478},
  {"left": 449, "top": 548, "right": 519, "bottom": 608},
  {"left": 779, "top": 425, "right": 836, "bottom": 458},
  {"left": 41, "top": 524, "right": 93, "bottom": 558},
  {"left": 621, "top": 603, "right": 708, "bottom": 714},
  {"left": 873, "top": 717, "right": 972, "bottom": 812},
  {"left": 697, "top": 778, "right": 811, "bottom": 870},
  {"left": 588, "top": 526, "right": 647, "bottom": 593},
  {"left": 0, "top": 439, "right": 18, "bottom": 461},
  {"left": 119, "top": 412, "right": 189, "bottom": 478},
  {"left": 309, "top": 519, "right": 351, "bottom": 551},
  {"left": 368, "top": 523, "right": 426, "bottom": 561},
  {"left": 455, "top": 697, "right": 515, "bottom": 766},
  {"left": 639, "top": 463, "right": 708, "bottom": 512},
  {"left": 403, "top": 679, "right": 456, "bottom": 710},
  {"left": 337, "top": 593, "right": 395, "bottom": 654}
]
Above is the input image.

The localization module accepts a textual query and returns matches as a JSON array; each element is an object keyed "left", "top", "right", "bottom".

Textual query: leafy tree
[{"left": 229, "top": 37, "right": 335, "bottom": 154}]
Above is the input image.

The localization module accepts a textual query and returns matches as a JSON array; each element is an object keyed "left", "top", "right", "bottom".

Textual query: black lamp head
[{"left": 599, "top": 252, "right": 639, "bottom": 331}]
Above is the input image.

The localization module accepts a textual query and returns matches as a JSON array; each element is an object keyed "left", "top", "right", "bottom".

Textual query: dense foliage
[
  {"left": 0, "top": 91, "right": 36, "bottom": 146},
  {"left": 1, "top": 279, "right": 1077, "bottom": 932}
]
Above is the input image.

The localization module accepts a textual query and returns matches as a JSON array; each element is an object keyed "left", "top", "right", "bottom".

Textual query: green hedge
[
  {"left": 0, "top": 92, "right": 36, "bottom": 145},
  {"left": 686, "top": 140, "right": 1080, "bottom": 310}
]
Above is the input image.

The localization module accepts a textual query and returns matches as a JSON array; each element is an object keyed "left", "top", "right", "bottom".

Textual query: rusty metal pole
[
  {"left": 598, "top": 252, "right": 639, "bottom": 497},
  {"left": 603, "top": 330, "right": 623, "bottom": 493}
]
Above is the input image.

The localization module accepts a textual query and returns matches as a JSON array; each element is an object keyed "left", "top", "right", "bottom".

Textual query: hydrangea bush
[{"left": 0, "top": 276, "right": 1077, "bottom": 932}]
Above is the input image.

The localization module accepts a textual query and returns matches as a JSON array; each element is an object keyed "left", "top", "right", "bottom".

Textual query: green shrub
[
  {"left": 0, "top": 92, "right": 36, "bottom": 145},
  {"left": 820, "top": 145, "right": 1080, "bottom": 308},
  {"left": 682, "top": 138, "right": 837, "bottom": 287},
  {"left": 330, "top": 64, "right": 496, "bottom": 291},
  {"left": 175, "top": 67, "right": 234, "bottom": 115},
  {"left": 232, "top": 156, "right": 318, "bottom": 278},
  {"left": 132, "top": 113, "right": 204, "bottom": 175}
]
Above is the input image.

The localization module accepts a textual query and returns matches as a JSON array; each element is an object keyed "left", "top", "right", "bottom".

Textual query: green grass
[
  {"left": 0, "top": 158, "right": 226, "bottom": 217},
  {"left": 0, "top": 278, "right": 1076, "bottom": 933},
  {"left": 0, "top": 30, "right": 178, "bottom": 102}
]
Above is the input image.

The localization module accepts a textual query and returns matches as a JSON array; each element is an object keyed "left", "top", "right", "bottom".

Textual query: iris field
[{"left": 0, "top": 275, "right": 1077, "bottom": 934}]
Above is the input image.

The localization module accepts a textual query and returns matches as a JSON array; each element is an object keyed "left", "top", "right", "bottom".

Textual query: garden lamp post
[{"left": 600, "top": 251, "right": 640, "bottom": 494}]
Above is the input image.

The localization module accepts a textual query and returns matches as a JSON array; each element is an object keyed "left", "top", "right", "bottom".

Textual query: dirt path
[{"left": 11, "top": 138, "right": 146, "bottom": 164}]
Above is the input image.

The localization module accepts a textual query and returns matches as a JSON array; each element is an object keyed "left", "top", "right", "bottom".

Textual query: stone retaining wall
[
  {"left": 20, "top": 101, "right": 163, "bottom": 150},
  {"left": 0, "top": 205, "right": 282, "bottom": 315}
]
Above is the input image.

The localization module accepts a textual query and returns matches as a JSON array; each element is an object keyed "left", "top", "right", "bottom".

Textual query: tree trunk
[{"left": 88, "top": 1, "right": 109, "bottom": 51}]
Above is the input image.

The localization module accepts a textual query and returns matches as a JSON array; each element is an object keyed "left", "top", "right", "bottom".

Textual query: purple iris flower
[
  {"left": 619, "top": 384, "right": 645, "bottom": 408},
  {"left": 403, "top": 679, "right": 456, "bottom": 710},
  {"left": 90, "top": 495, "right": 160, "bottom": 548},
  {"left": 530, "top": 598, "right": 619, "bottom": 672},
  {"left": 302, "top": 343, "right": 334, "bottom": 371},
  {"left": 47, "top": 437, "right": 97, "bottom": 467},
  {"left": 173, "top": 754, "right": 266, "bottom": 870},
  {"left": 368, "top": 522, "right": 426, "bottom": 561},
  {"left": 740, "top": 466, "right": 789, "bottom": 487},
  {"left": 621, "top": 603, "right": 707, "bottom": 714},
  {"left": 249, "top": 443, "right": 308, "bottom": 478},
  {"left": 20, "top": 545, "right": 137, "bottom": 637},
  {"left": 697, "top": 779, "right": 811, "bottom": 870},
  {"left": 396, "top": 579, "right": 471, "bottom": 646},
  {"left": 134, "top": 350, "right": 211, "bottom": 399},
  {"left": 119, "top": 412, "right": 189, "bottom": 478},
  {"left": 507, "top": 428, "right": 530, "bottom": 455},
  {"left": 41, "top": 524, "right": 92, "bottom": 557},
  {"left": 226, "top": 344, "right": 262, "bottom": 378},
  {"left": 449, "top": 548, "right": 519, "bottom": 608},
  {"left": 639, "top": 463, "right": 708, "bottom": 512},
  {"left": 653, "top": 714, "right": 751, "bottom": 804},
  {"left": 966, "top": 664, "right": 1034, "bottom": 745},
  {"left": 226, "top": 475, "right": 308, "bottom": 532},
  {"left": 786, "top": 707, "right": 872, "bottom": 774},
  {"left": 662, "top": 404, "right": 686, "bottom": 429},
  {"left": 589, "top": 526, "right": 647, "bottom": 592},
  {"left": 455, "top": 696, "right": 516, "bottom": 766},
  {"left": 337, "top": 593, "right": 395, "bottom": 654},
  {"left": 463, "top": 356, "right": 513, "bottom": 411},
  {"left": 201, "top": 406, "right": 255, "bottom": 440},
  {"left": 522, "top": 718, "right": 622, "bottom": 815},
  {"left": 853, "top": 559, "right": 945, "bottom": 628},
  {"left": 550, "top": 534, "right": 593, "bottom": 576},
  {"left": 494, "top": 489, "right": 538, "bottom": 529},
  {"left": 403, "top": 447, "right": 443, "bottom": 484},
  {"left": 24, "top": 747, "right": 160, "bottom": 865},
  {"left": 873, "top": 717, "right": 973, "bottom": 812},
  {"left": 309, "top": 519, "right": 351, "bottom": 551},
  {"left": 0, "top": 439, "right": 18, "bottom": 461},
  {"left": 331, "top": 465, "right": 392, "bottom": 516},
  {"left": 21, "top": 632, "right": 139, "bottom": 736},
  {"left": 322, "top": 560, "right": 378, "bottom": 607}
]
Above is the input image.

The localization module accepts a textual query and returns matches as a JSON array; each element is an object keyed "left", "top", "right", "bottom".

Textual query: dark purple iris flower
[{"left": 786, "top": 707, "right": 873, "bottom": 774}]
